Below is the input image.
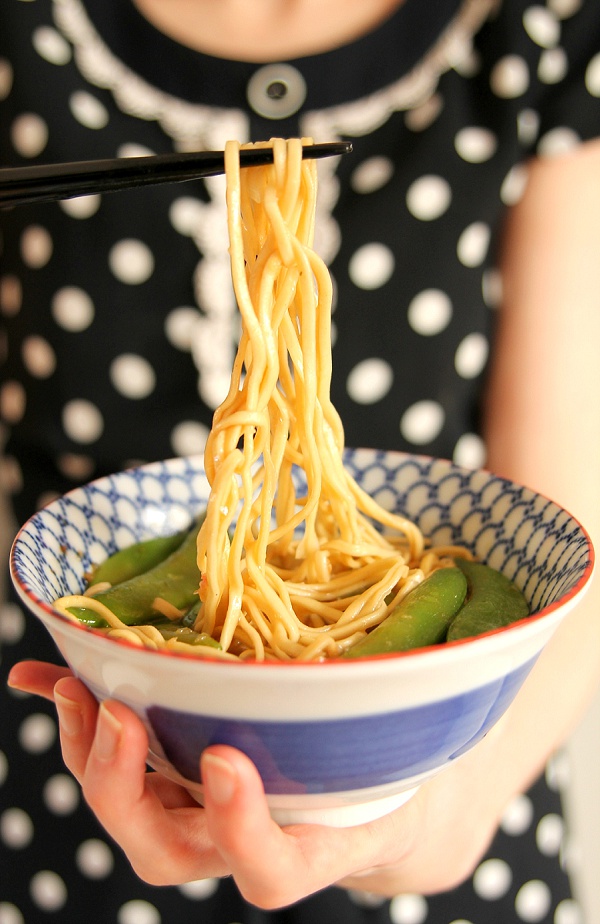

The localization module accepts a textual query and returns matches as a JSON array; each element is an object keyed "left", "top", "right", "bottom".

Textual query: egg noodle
[{"left": 56, "top": 138, "right": 463, "bottom": 661}]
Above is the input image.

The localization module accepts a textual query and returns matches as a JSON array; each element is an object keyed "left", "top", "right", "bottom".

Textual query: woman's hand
[{"left": 8, "top": 658, "right": 506, "bottom": 908}]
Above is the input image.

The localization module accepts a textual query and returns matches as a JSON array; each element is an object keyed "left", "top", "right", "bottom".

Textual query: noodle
[
  {"left": 58, "top": 138, "right": 461, "bottom": 661},
  {"left": 194, "top": 137, "right": 433, "bottom": 661}
]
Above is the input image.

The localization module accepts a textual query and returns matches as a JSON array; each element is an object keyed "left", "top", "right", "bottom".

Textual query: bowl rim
[{"left": 10, "top": 450, "right": 596, "bottom": 670}]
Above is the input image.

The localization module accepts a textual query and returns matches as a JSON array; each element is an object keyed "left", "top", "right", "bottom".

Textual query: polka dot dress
[{"left": 2, "top": 0, "right": 600, "bottom": 920}]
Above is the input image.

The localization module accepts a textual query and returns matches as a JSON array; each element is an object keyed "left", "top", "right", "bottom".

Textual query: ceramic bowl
[{"left": 10, "top": 449, "right": 594, "bottom": 827}]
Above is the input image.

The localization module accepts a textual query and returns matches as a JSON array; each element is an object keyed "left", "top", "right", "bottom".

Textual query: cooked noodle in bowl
[
  {"left": 50, "top": 139, "right": 464, "bottom": 663},
  {"left": 10, "top": 140, "right": 595, "bottom": 826}
]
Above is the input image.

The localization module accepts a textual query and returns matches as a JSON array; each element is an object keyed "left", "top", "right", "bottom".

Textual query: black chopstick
[{"left": 0, "top": 141, "right": 353, "bottom": 208}]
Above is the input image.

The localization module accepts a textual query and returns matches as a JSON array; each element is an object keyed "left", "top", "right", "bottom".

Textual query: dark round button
[{"left": 246, "top": 64, "right": 307, "bottom": 120}]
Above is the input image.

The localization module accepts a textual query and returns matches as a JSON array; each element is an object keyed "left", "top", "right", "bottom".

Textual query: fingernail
[
  {"left": 55, "top": 689, "right": 84, "bottom": 737},
  {"left": 94, "top": 703, "right": 122, "bottom": 761},
  {"left": 202, "top": 753, "right": 237, "bottom": 805}
]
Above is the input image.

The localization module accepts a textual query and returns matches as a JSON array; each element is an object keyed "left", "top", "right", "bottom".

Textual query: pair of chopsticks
[{"left": 0, "top": 141, "right": 352, "bottom": 208}]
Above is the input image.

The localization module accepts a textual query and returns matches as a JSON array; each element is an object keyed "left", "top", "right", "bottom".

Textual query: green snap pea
[
  {"left": 69, "top": 516, "right": 204, "bottom": 628},
  {"left": 343, "top": 567, "right": 468, "bottom": 658},
  {"left": 88, "top": 528, "right": 190, "bottom": 587},
  {"left": 446, "top": 557, "right": 529, "bottom": 642}
]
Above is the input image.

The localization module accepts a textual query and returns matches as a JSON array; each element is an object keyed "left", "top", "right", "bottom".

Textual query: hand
[{"left": 7, "top": 659, "right": 511, "bottom": 908}]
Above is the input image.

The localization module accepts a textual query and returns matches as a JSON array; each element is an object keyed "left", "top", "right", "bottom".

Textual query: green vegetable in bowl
[
  {"left": 68, "top": 515, "right": 204, "bottom": 628},
  {"left": 446, "top": 557, "right": 529, "bottom": 641},
  {"left": 343, "top": 567, "right": 468, "bottom": 658},
  {"left": 88, "top": 528, "right": 190, "bottom": 586}
]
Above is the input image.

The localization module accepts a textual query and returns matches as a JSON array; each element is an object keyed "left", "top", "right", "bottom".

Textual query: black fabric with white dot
[{"left": 2, "top": 0, "right": 600, "bottom": 921}]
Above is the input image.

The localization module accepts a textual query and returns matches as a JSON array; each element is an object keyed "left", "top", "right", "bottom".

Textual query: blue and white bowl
[{"left": 10, "top": 449, "right": 594, "bottom": 827}]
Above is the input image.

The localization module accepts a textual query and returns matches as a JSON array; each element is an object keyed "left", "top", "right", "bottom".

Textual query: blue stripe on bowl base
[{"left": 147, "top": 656, "right": 537, "bottom": 794}]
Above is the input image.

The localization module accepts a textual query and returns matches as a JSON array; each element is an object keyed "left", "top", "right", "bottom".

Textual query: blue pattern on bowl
[
  {"left": 148, "top": 656, "right": 535, "bottom": 794},
  {"left": 12, "top": 450, "right": 591, "bottom": 616}
]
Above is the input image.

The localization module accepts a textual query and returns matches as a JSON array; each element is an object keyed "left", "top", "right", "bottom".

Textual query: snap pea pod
[
  {"left": 343, "top": 567, "right": 468, "bottom": 658},
  {"left": 446, "top": 557, "right": 529, "bottom": 641},
  {"left": 68, "top": 516, "right": 203, "bottom": 628},
  {"left": 88, "top": 528, "right": 189, "bottom": 586}
]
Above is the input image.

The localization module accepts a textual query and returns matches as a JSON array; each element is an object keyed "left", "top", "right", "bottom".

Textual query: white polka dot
[
  {"left": 537, "top": 127, "right": 580, "bottom": 157},
  {"left": 517, "top": 108, "right": 541, "bottom": 146},
  {"left": 456, "top": 222, "right": 491, "bottom": 267},
  {"left": 453, "top": 432, "right": 486, "bottom": 469},
  {"left": 177, "top": 879, "right": 220, "bottom": 900},
  {"left": 0, "top": 603, "right": 26, "bottom": 644},
  {"left": 117, "top": 143, "right": 155, "bottom": 159},
  {"left": 389, "top": 893, "right": 428, "bottom": 924},
  {"left": 52, "top": 286, "right": 95, "bottom": 331},
  {"left": 472, "top": 858, "right": 513, "bottom": 900},
  {"left": 198, "top": 370, "right": 232, "bottom": 410},
  {"left": 490, "top": 55, "right": 530, "bottom": 98},
  {"left": 0, "top": 381, "right": 26, "bottom": 424},
  {"left": 43, "top": 774, "right": 80, "bottom": 815},
  {"left": 515, "top": 879, "right": 552, "bottom": 922},
  {"left": 164, "top": 306, "right": 200, "bottom": 351},
  {"left": 482, "top": 267, "right": 503, "bottom": 308},
  {"left": 406, "top": 175, "right": 452, "bottom": 221},
  {"left": 18, "top": 713, "right": 56, "bottom": 754},
  {"left": 20, "top": 225, "right": 53, "bottom": 268},
  {"left": 348, "top": 242, "right": 395, "bottom": 289},
  {"left": 110, "top": 354, "right": 156, "bottom": 399},
  {"left": 57, "top": 453, "right": 95, "bottom": 481},
  {"left": 501, "top": 164, "right": 529, "bottom": 206},
  {"left": 32, "top": 25, "right": 72, "bottom": 65},
  {"left": 0, "top": 455, "right": 24, "bottom": 494},
  {"left": 60, "top": 194, "right": 101, "bottom": 218},
  {"left": 407, "top": 288, "right": 452, "bottom": 336},
  {"left": 117, "top": 899, "right": 161, "bottom": 924},
  {"left": 0, "top": 751, "right": 8, "bottom": 787},
  {"left": 169, "top": 197, "right": 205, "bottom": 236},
  {"left": 76, "top": 838, "right": 114, "bottom": 879},
  {"left": 29, "top": 871, "right": 67, "bottom": 912},
  {"left": 400, "top": 400, "right": 445, "bottom": 445},
  {"left": 109, "top": 239, "right": 154, "bottom": 285},
  {"left": 523, "top": 6, "right": 560, "bottom": 48},
  {"left": 346, "top": 358, "right": 393, "bottom": 404},
  {"left": 554, "top": 899, "right": 584, "bottom": 924},
  {"left": 0, "top": 808, "right": 34, "bottom": 849},
  {"left": 0, "top": 904, "right": 24, "bottom": 924},
  {"left": 404, "top": 93, "right": 443, "bottom": 132},
  {"left": 170, "top": 421, "right": 209, "bottom": 457},
  {"left": 0, "top": 275, "right": 23, "bottom": 316},
  {"left": 10, "top": 113, "right": 48, "bottom": 158},
  {"left": 348, "top": 890, "right": 387, "bottom": 909},
  {"left": 22, "top": 335, "right": 56, "bottom": 378},
  {"left": 585, "top": 53, "right": 600, "bottom": 97},
  {"left": 454, "top": 127, "right": 497, "bottom": 163},
  {"left": 548, "top": 0, "right": 581, "bottom": 16},
  {"left": 0, "top": 59, "right": 14, "bottom": 101},
  {"left": 538, "top": 47, "right": 568, "bottom": 83},
  {"left": 536, "top": 813, "right": 564, "bottom": 855},
  {"left": 501, "top": 793, "right": 534, "bottom": 836},
  {"left": 350, "top": 156, "right": 395, "bottom": 193},
  {"left": 69, "top": 90, "right": 109, "bottom": 129},
  {"left": 455, "top": 332, "right": 489, "bottom": 379},
  {"left": 62, "top": 399, "right": 104, "bottom": 444}
]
